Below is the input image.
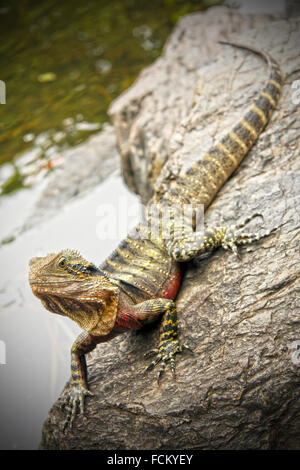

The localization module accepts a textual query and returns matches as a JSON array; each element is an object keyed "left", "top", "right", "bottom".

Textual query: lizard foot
[
  {"left": 60, "top": 383, "right": 94, "bottom": 430},
  {"left": 144, "top": 338, "right": 183, "bottom": 382},
  {"left": 221, "top": 213, "right": 279, "bottom": 256}
]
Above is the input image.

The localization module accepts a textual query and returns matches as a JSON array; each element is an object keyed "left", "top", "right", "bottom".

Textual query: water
[
  {"left": 0, "top": 174, "right": 139, "bottom": 449},
  {"left": 0, "top": 0, "right": 209, "bottom": 193}
]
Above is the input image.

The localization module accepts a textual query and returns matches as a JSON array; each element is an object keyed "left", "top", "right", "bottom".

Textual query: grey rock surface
[
  {"left": 41, "top": 7, "right": 300, "bottom": 450},
  {"left": 109, "top": 7, "right": 298, "bottom": 204}
]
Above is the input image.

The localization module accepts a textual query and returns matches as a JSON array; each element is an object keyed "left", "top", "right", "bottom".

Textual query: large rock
[
  {"left": 109, "top": 6, "right": 294, "bottom": 204},
  {"left": 41, "top": 7, "right": 300, "bottom": 449}
]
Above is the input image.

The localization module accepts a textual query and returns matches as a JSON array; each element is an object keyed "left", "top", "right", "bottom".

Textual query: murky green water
[{"left": 0, "top": 0, "right": 222, "bottom": 194}]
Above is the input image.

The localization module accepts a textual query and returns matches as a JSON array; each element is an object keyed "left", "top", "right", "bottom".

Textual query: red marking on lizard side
[
  {"left": 111, "top": 265, "right": 182, "bottom": 332},
  {"left": 114, "top": 310, "right": 143, "bottom": 331},
  {"left": 160, "top": 266, "right": 182, "bottom": 300}
]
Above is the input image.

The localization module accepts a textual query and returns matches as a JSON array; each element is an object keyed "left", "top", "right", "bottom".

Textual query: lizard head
[{"left": 28, "top": 249, "right": 119, "bottom": 336}]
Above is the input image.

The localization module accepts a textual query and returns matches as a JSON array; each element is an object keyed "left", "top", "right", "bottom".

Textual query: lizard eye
[{"left": 58, "top": 257, "right": 66, "bottom": 268}]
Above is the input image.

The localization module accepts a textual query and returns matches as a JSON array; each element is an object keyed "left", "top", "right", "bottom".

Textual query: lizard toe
[
  {"left": 61, "top": 384, "right": 93, "bottom": 429},
  {"left": 145, "top": 338, "right": 182, "bottom": 381}
]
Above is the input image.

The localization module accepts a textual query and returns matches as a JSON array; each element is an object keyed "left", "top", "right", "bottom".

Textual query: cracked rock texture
[{"left": 41, "top": 7, "right": 300, "bottom": 449}]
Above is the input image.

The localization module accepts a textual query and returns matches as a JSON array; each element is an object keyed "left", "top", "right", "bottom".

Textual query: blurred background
[
  {"left": 0, "top": 0, "right": 287, "bottom": 450},
  {"left": 0, "top": 0, "right": 217, "bottom": 450},
  {"left": 0, "top": 0, "right": 213, "bottom": 193}
]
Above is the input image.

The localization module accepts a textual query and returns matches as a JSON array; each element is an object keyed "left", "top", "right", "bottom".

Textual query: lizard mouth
[
  {"left": 28, "top": 273, "right": 74, "bottom": 294},
  {"left": 28, "top": 277, "right": 95, "bottom": 300}
]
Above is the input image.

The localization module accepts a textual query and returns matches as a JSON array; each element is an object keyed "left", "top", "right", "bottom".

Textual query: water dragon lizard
[{"left": 28, "top": 42, "right": 283, "bottom": 428}]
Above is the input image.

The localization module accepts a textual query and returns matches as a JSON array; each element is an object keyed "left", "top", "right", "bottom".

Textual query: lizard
[{"left": 28, "top": 42, "right": 283, "bottom": 429}]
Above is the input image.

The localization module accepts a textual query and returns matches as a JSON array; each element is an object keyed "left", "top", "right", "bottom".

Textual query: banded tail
[{"left": 155, "top": 41, "right": 283, "bottom": 210}]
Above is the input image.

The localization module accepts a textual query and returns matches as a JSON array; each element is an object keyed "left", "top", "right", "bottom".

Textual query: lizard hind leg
[{"left": 222, "top": 214, "right": 279, "bottom": 255}]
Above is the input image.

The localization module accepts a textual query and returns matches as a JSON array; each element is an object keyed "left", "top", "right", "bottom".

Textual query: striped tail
[{"left": 155, "top": 41, "right": 283, "bottom": 210}]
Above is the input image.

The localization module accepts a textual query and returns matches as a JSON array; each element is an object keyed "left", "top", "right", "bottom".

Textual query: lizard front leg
[
  {"left": 62, "top": 329, "right": 126, "bottom": 429},
  {"left": 61, "top": 331, "right": 97, "bottom": 429},
  {"left": 130, "top": 299, "right": 183, "bottom": 381}
]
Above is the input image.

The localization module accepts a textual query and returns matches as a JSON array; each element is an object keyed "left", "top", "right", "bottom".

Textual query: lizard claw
[
  {"left": 144, "top": 338, "right": 182, "bottom": 382},
  {"left": 144, "top": 348, "right": 159, "bottom": 359},
  {"left": 61, "top": 384, "right": 94, "bottom": 430},
  {"left": 181, "top": 343, "right": 194, "bottom": 355}
]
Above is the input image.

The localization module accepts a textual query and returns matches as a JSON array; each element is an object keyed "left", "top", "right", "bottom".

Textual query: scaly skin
[{"left": 28, "top": 42, "right": 283, "bottom": 428}]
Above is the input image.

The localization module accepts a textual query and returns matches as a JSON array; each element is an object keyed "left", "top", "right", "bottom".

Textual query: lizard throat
[{"left": 40, "top": 293, "right": 118, "bottom": 336}]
